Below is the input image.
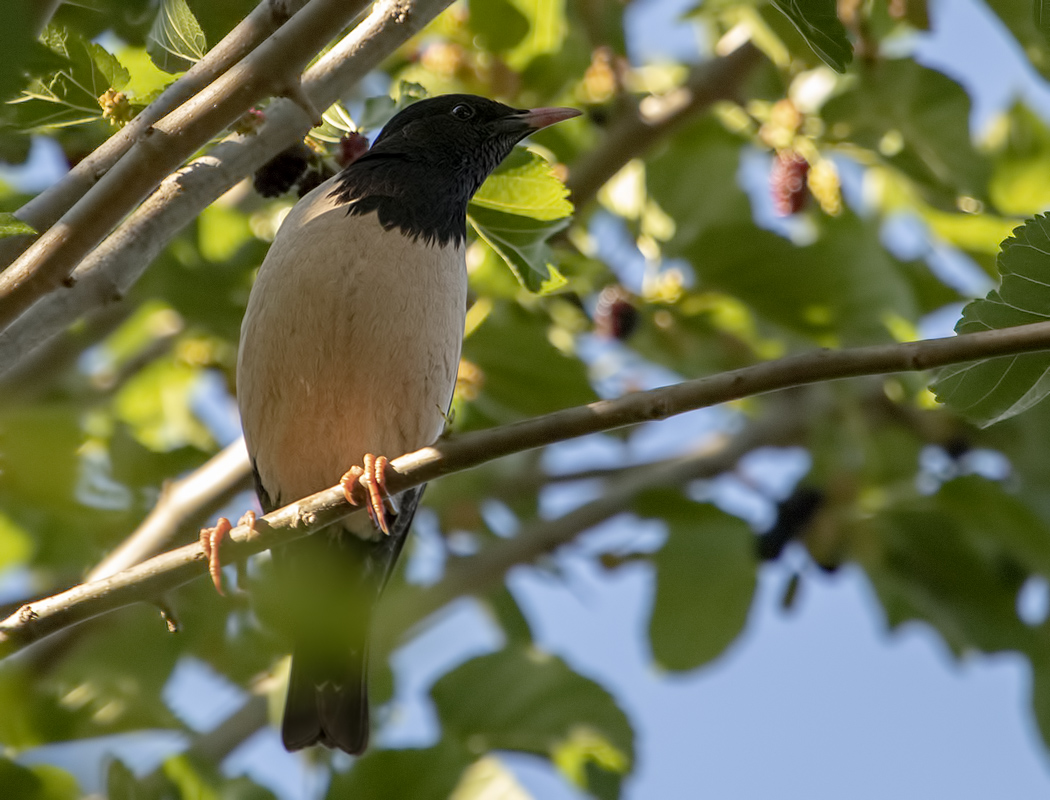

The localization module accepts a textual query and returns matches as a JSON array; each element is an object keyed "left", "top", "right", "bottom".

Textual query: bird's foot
[
  {"left": 340, "top": 453, "right": 391, "bottom": 535},
  {"left": 199, "top": 510, "right": 257, "bottom": 595}
]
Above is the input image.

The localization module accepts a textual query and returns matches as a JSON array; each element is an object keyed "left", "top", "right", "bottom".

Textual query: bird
[{"left": 202, "top": 94, "right": 580, "bottom": 755}]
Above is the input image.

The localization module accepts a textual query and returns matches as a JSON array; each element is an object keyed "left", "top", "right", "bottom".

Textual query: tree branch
[
  {"left": 0, "top": 0, "right": 312, "bottom": 270},
  {"left": 566, "top": 40, "right": 764, "bottom": 209},
  {"left": 88, "top": 439, "right": 253, "bottom": 582},
  {"left": 375, "top": 390, "right": 815, "bottom": 651},
  {"left": 0, "top": 0, "right": 373, "bottom": 332},
  {"left": 2, "top": 319, "right": 1049, "bottom": 657},
  {"left": 0, "top": 0, "right": 456, "bottom": 376}
]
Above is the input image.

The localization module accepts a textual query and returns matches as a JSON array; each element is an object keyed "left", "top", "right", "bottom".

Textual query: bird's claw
[
  {"left": 340, "top": 454, "right": 391, "bottom": 535},
  {"left": 199, "top": 510, "right": 256, "bottom": 595}
]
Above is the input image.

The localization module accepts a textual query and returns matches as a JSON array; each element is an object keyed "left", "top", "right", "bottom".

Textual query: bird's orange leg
[
  {"left": 340, "top": 454, "right": 391, "bottom": 535},
  {"left": 199, "top": 510, "right": 257, "bottom": 595}
]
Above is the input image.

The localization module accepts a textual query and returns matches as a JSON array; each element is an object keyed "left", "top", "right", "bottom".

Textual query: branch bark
[
  {"left": 0, "top": 0, "right": 456, "bottom": 376},
  {"left": 567, "top": 40, "right": 765, "bottom": 209},
  {"left": 3, "top": 319, "right": 1050, "bottom": 657},
  {"left": 375, "top": 390, "right": 815, "bottom": 652},
  {"left": 0, "top": 0, "right": 372, "bottom": 332}
]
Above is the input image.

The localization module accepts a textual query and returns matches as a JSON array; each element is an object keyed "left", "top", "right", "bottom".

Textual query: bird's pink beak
[{"left": 520, "top": 106, "right": 582, "bottom": 130}]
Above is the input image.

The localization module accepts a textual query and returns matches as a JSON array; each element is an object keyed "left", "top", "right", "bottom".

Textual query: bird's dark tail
[
  {"left": 282, "top": 625, "right": 371, "bottom": 753},
  {"left": 275, "top": 486, "right": 423, "bottom": 755}
]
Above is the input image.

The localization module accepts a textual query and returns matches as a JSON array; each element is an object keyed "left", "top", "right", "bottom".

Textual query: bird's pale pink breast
[{"left": 237, "top": 182, "right": 467, "bottom": 513}]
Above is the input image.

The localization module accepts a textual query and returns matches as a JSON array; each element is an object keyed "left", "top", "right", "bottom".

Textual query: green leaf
[
  {"left": 106, "top": 760, "right": 140, "bottom": 800},
  {"left": 474, "top": 149, "right": 575, "bottom": 221},
  {"left": 147, "top": 0, "right": 207, "bottom": 74},
  {"left": 501, "top": 0, "right": 568, "bottom": 69},
  {"left": 983, "top": 0, "right": 1050, "bottom": 78},
  {"left": 468, "top": 0, "right": 530, "bottom": 52},
  {"left": 771, "top": 0, "right": 852, "bottom": 72},
  {"left": 113, "top": 355, "right": 213, "bottom": 452},
  {"left": 0, "top": 5, "right": 64, "bottom": 104},
  {"left": 1031, "top": 650, "right": 1050, "bottom": 751},
  {"left": 0, "top": 758, "right": 77, "bottom": 800},
  {"left": 0, "top": 213, "right": 35, "bottom": 238},
  {"left": 648, "top": 117, "right": 749, "bottom": 245},
  {"left": 932, "top": 214, "right": 1050, "bottom": 426},
  {"left": 8, "top": 26, "right": 130, "bottom": 130},
  {"left": 432, "top": 646, "right": 634, "bottom": 782},
  {"left": 823, "top": 59, "right": 988, "bottom": 205},
  {"left": 679, "top": 214, "right": 921, "bottom": 345},
  {"left": 641, "top": 492, "right": 757, "bottom": 670},
  {"left": 459, "top": 303, "right": 597, "bottom": 429},
  {"left": 0, "top": 758, "right": 44, "bottom": 800},
  {"left": 468, "top": 205, "right": 569, "bottom": 292},
  {"left": 0, "top": 511, "right": 32, "bottom": 572},
  {"left": 866, "top": 485, "right": 1036, "bottom": 655},
  {"left": 26, "top": 764, "right": 79, "bottom": 800},
  {"left": 329, "top": 742, "right": 473, "bottom": 800},
  {"left": 989, "top": 104, "right": 1050, "bottom": 215},
  {"left": 467, "top": 149, "right": 575, "bottom": 292},
  {"left": 936, "top": 477, "right": 1050, "bottom": 576}
]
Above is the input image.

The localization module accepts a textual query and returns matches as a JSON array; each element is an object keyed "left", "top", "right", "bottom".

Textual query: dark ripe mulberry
[
  {"left": 770, "top": 150, "right": 811, "bottom": 216},
  {"left": 594, "top": 285, "right": 639, "bottom": 340},
  {"left": 338, "top": 132, "right": 370, "bottom": 167},
  {"left": 253, "top": 143, "right": 312, "bottom": 197}
]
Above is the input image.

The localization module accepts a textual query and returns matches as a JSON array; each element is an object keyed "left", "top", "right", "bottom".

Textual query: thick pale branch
[
  {"left": 2, "top": 320, "right": 1050, "bottom": 657},
  {"left": 0, "top": 0, "right": 456, "bottom": 376},
  {"left": 0, "top": 0, "right": 371, "bottom": 331},
  {"left": 0, "top": 0, "right": 311, "bottom": 270}
]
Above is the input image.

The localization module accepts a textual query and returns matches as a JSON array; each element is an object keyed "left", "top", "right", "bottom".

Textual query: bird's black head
[{"left": 330, "top": 94, "right": 579, "bottom": 247}]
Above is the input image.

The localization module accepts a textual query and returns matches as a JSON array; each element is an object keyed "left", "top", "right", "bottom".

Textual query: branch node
[
  {"left": 280, "top": 80, "right": 322, "bottom": 127},
  {"left": 155, "top": 599, "right": 180, "bottom": 633}
]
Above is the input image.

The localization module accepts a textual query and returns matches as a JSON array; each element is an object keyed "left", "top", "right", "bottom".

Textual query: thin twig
[{"left": 375, "top": 391, "right": 815, "bottom": 651}]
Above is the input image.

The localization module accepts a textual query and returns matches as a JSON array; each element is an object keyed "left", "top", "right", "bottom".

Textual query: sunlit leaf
[
  {"left": 450, "top": 756, "right": 533, "bottom": 800},
  {"left": 147, "top": 0, "right": 207, "bottom": 74},
  {"left": 475, "top": 149, "right": 574, "bottom": 221},
  {"left": 8, "top": 26, "right": 130, "bottom": 130},
  {"left": 989, "top": 104, "right": 1050, "bottom": 215},
  {"left": 932, "top": 214, "right": 1050, "bottom": 426},
  {"left": 113, "top": 355, "right": 213, "bottom": 452},
  {"left": 0, "top": 213, "right": 35, "bottom": 237},
  {"left": 468, "top": 205, "right": 569, "bottom": 292}
]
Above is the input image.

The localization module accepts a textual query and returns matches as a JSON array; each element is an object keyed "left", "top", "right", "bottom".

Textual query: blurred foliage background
[{"left": 5, "top": 0, "right": 1050, "bottom": 797}]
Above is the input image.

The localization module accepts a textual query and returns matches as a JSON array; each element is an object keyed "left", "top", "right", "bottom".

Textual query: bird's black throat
[{"left": 328, "top": 152, "right": 480, "bottom": 248}]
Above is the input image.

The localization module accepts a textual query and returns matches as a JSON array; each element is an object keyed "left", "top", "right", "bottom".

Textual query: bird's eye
[{"left": 451, "top": 104, "right": 475, "bottom": 120}]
